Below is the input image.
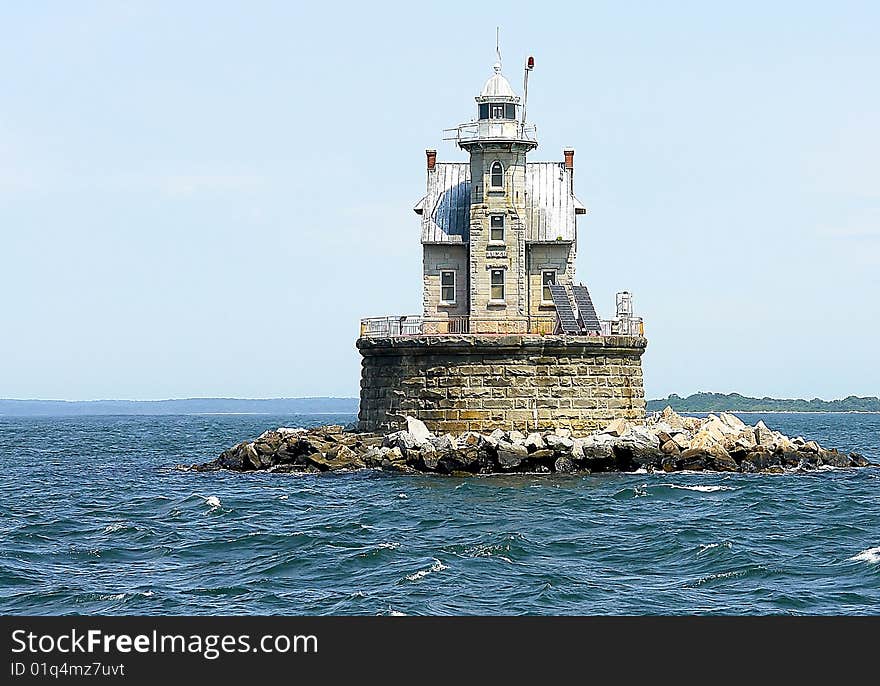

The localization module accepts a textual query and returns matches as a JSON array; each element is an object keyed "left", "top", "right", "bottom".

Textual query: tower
[
  {"left": 358, "top": 48, "right": 647, "bottom": 435},
  {"left": 461, "top": 61, "right": 536, "bottom": 333},
  {"left": 416, "top": 56, "right": 585, "bottom": 335}
]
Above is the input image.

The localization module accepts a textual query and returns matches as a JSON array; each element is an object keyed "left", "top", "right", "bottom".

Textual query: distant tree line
[{"left": 647, "top": 392, "right": 880, "bottom": 413}]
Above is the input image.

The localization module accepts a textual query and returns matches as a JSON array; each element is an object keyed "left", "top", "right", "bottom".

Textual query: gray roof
[
  {"left": 415, "top": 163, "right": 471, "bottom": 244},
  {"left": 523, "top": 162, "right": 585, "bottom": 242},
  {"left": 415, "top": 161, "right": 585, "bottom": 244}
]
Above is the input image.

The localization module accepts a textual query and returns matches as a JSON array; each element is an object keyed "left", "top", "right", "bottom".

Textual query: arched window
[{"left": 490, "top": 161, "right": 504, "bottom": 189}]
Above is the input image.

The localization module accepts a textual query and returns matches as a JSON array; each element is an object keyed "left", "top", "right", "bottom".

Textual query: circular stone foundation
[{"left": 356, "top": 334, "right": 647, "bottom": 434}]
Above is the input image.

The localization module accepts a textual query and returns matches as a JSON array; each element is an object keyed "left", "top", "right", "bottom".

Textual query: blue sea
[{"left": 1, "top": 413, "right": 878, "bottom": 615}]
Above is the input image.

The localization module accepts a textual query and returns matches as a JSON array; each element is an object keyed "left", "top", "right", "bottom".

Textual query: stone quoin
[{"left": 358, "top": 49, "right": 647, "bottom": 433}]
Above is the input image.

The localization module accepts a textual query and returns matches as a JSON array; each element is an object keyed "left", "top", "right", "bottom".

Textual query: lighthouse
[
  {"left": 358, "top": 51, "right": 647, "bottom": 435},
  {"left": 416, "top": 58, "right": 589, "bottom": 335}
]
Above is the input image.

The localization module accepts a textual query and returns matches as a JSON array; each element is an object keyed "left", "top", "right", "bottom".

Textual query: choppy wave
[
  {"left": 668, "top": 484, "right": 735, "bottom": 493},
  {"left": 406, "top": 559, "right": 448, "bottom": 582},
  {"left": 849, "top": 546, "right": 880, "bottom": 564},
  {"left": 1, "top": 412, "right": 878, "bottom": 615}
]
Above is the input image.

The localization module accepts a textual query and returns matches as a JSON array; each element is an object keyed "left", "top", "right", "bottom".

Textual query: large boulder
[
  {"left": 677, "top": 448, "right": 707, "bottom": 471},
  {"left": 850, "top": 452, "right": 870, "bottom": 467},
  {"left": 741, "top": 448, "right": 781, "bottom": 471},
  {"left": 524, "top": 433, "right": 547, "bottom": 453},
  {"left": 719, "top": 412, "right": 747, "bottom": 433},
  {"left": 554, "top": 456, "right": 576, "bottom": 474},
  {"left": 383, "top": 430, "right": 419, "bottom": 453},
  {"left": 754, "top": 420, "right": 775, "bottom": 447},
  {"left": 659, "top": 406, "right": 686, "bottom": 430},
  {"left": 616, "top": 426, "right": 663, "bottom": 467},
  {"left": 545, "top": 434, "right": 575, "bottom": 454},
  {"left": 405, "top": 416, "right": 433, "bottom": 445},
  {"left": 705, "top": 445, "right": 738, "bottom": 472},
  {"left": 496, "top": 441, "right": 529, "bottom": 469},
  {"left": 818, "top": 449, "right": 851, "bottom": 468},
  {"left": 306, "top": 444, "right": 363, "bottom": 471},
  {"left": 602, "top": 418, "right": 630, "bottom": 437}
]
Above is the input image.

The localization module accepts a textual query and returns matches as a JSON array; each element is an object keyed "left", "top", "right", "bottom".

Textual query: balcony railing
[
  {"left": 443, "top": 121, "right": 538, "bottom": 145},
  {"left": 359, "top": 315, "right": 645, "bottom": 338},
  {"left": 359, "top": 315, "right": 423, "bottom": 338}
]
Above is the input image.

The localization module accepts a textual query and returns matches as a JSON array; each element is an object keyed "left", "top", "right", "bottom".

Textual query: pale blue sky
[{"left": 1, "top": 1, "right": 877, "bottom": 401}]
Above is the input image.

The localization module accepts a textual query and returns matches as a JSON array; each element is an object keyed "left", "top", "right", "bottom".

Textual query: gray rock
[
  {"left": 661, "top": 440, "right": 680, "bottom": 455},
  {"left": 818, "top": 449, "right": 850, "bottom": 468},
  {"left": 554, "top": 456, "right": 575, "bottom": 474},
  {"left": 850, "top": 452, "right": 869, "bottom": 467},
  {"left": 545, "top": 434, "right": 575, "bottom": 453},
  {"left": 661, "top": 455, "right": 678, "bottom": 472},
  {"left": 496, "top": 440, "right": 529, "bottom": 468},
  {"left": 524, "top": 432, "right": 547, "bottom": 453},
  {"left": 754, "top": 421, "right": 775, "bottom": 447},
  {"left": 384, "top": 430, "right": 418, "bottom": 453},
  {"left": 430, "top": 433, "right": 457, "bottom": 452}
]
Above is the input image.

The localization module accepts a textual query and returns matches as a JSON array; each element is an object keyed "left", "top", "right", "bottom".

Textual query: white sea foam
[
  {"left": 377, "top": 542, "right": 400, "bottom": 550},
  {"left": 849, "top": 546, "right": 880, "bottom": 564},
  {"left": 397, "top": 493, "right": 408, "bottom": 499},
  {"left": 192, "top": 493, "right": 222, "bottom": 509},
  {"left": 278, "top": 495, "right": 289, "bottom": 500},
  {"left": 103, "top": 522, "right": 126, "bottom": 533},
  {"left": 406, "top": 559, "right": 448, "bottom": 582},
  {"left": 698, "top": 542, "right": 733, "bottom": 554},
  {"left": 669, "top": 484, "right": 733, "bottom": 493}
]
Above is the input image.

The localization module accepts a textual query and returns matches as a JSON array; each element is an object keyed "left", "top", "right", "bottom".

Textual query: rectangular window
[
  {"left": 505, "top": 103, "right": 516, "bottom": 119},
  {"left": 479, "top": 103, "right": 489, "bottom": 120},
  {"left": 490, "top": 269, "right": 505, "bottom": 301},
  {"left": 490, "top": 215, "right": 504, "bottom": 241},
  {"left": 440, "top": 270, "right": 455, "bottom": 304},
  {"left": 491, "top": 104, "right": 505, "bottom": 119},
  {"left": 542, "top": 270, "right": 557, "bottom": 303}
]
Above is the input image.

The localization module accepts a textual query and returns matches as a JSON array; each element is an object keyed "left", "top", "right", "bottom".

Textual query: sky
[{"left": 0, "top": 1, "right": 878, "bottom": 401}]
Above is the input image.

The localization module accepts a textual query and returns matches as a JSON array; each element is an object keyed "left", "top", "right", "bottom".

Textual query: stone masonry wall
[{"left": 357, "top": 335, "right": 647, "bottom": 434}]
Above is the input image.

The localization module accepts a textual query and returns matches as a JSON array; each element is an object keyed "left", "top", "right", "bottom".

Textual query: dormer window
[{"left": 490, "top": 161, "right": 504, "bottom": 188}]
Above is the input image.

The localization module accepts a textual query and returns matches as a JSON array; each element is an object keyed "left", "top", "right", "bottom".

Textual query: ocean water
[{"left": 1, "top": 412, "right": 878, "bottom": 616}]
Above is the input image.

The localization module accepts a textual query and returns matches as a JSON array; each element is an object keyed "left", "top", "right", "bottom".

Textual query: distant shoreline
[
  {"left": 3, "top": 394, "right": 878, "bottom": 417},
  {"left": 647, "top": 392, "right": 880, "bottom": 414},
  {"left": 680, "top": 410, "right": 880, "bottom": 415}
]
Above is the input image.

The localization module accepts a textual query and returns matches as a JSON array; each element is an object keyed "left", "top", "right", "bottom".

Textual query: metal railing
[
  {"left": 600, "top": 317, "right": 644, "bottom": 337},
  {"left": 443, "top": 121, "right": 538, "bottom": 145},
  {"left": 447, "top": 316, "right": 470, "bottom": 334},
  {"left": 360, "top": 315, "right": 424, "bottom": 338},
  {"left": 360, "top": 315, "right": 644, "bottom": 338}
]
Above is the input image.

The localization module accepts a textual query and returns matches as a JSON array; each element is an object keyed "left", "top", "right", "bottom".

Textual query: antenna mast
[{"left": 521, "top": 55, "right": 534, "bottom": 136}]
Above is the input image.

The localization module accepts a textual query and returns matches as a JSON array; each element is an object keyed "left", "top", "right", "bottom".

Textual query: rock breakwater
[{"left": 193, "top": 408, "right": 871, "bottom": 475}]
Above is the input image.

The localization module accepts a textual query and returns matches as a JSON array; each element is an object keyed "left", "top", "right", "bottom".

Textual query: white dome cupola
[{"left": 447, "top": 60, "right": 537, "bottom": 151}]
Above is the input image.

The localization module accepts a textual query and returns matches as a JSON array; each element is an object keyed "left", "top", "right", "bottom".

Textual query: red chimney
[
  {"left": 563, "top": 149, "right": 574, "bottom": 171},
  {"left": 426, "top": 149, "right": 437, "bottom": 171}
]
